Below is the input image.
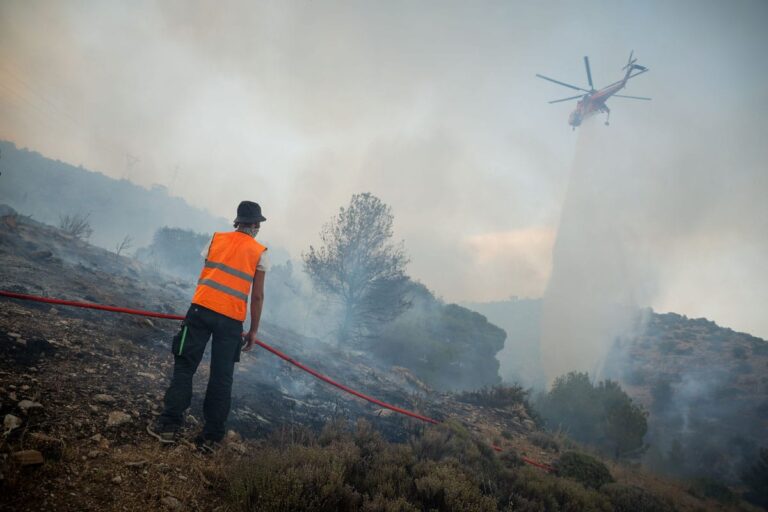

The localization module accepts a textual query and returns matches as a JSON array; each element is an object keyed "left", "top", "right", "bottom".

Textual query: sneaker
[
  {"left": 147, "top": 423, "right": 178, "bottom": 444},
  {"left": 194, "top": 435, "right": 221, "bottom": 454}
]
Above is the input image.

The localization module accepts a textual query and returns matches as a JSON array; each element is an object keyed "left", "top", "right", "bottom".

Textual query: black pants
[{"left": 159, "top": 304, "right": 242, "bottom": 441}]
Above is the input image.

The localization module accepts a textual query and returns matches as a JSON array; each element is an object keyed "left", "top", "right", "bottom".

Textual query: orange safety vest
[{"left": 191, "top": 231, "right": 267, "bottom": 321}]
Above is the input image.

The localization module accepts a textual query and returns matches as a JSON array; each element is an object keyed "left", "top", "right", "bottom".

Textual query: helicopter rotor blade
[
  {"left": 584, "top": 56, "right": 594, "bottom": 90},
  {"left": 548, "top": 94, "right": 584, "bottom": 104},
  {"left": 613, "top": 94, "right": 652, "bottom": 100},
  {"left": 623, "top": 50, "right": 635, "bottom": 70},
  {"left": 535, "top": 74, "right": 589, "bottom": 92}
]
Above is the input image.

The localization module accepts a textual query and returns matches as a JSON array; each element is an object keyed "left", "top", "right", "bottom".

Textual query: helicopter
[{"left": 536, "top": 52, "right": 651, "bottom": 129}]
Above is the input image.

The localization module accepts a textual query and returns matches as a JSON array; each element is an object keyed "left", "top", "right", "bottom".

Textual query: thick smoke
[
  {"left": 1, "top": 1, "right": 767, "bottom": 345},
  {"left": 539, "top": 124, "right": 658, "bottom": 380}
]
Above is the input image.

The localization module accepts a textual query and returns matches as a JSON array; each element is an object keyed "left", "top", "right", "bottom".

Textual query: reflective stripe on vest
[
  {"left": 204, "top": 260, "right": 254, "bottom": 282},
  {"left": 197, "top": 278, "right": 249, "bottom": 301},
  {"left": 191, "top": 231, "right": 266, "bottom": 321}
]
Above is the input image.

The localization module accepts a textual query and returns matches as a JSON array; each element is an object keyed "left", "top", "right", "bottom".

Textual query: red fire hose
[{"left": 0, "top": 289, "right": 555, "bottom": 472}]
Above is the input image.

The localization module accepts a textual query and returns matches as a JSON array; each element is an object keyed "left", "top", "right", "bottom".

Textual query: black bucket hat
[{"left": 234, "top": 201, "right": 266, "bottom": 223}]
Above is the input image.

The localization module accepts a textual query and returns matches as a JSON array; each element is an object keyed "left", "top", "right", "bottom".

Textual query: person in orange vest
[{"left": 149, "top": 201, "right": 268, "bottom": 450}]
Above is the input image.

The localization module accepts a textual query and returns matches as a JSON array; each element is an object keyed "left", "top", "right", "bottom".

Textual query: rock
[
  {"left": 107, "top": 411, "right": 132, "bottom": 428},
  {"left": 28, "top": 433, "right": 64, "bottom": 458},
  {"left": 12, "top": 450, "right": 44, "bottom": 466},
  {"left": 374, "top": 408, "right": 395, "bottom": 417},
  {"left": 98, "top": 437, "right": 111, "bottom": 449},
  {"left": 161, "top": 496, "right": 183, "bottom": 510},
  {"left": 17, "top": 400, "right": 43, "bottom": 414},
  {"left": 93, "top": 394, "right": 116, "bottom": 404},
  {"left": 3, "top": 414, "right": 22, "bottom": 433},
  {"left": 225, "top": 430, "right": 242, "bottom": 443},
  {"left": 111, "top": 475, "right": 122, "bottom": 484},
  {"left": 87, "top": 450, "right": 100, "bottom": 459},
  {"left": 7, "top": 332, "right": 21, "bottom": 339},
  {"left": 125, "top": 459, "right": 148, "bottom": 468},
  {"left": 8, "top": 391, "right": 17, "bottom": 402},
  {"left": 522, "top": 419, "right": 536, "bottom": 431}
]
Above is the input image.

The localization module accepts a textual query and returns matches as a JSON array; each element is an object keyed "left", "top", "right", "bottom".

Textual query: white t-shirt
[{"left": 200, "top": 235, "right": 269, "bottom": 272}]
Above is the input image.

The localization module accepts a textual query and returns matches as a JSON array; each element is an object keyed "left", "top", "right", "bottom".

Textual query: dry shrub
[
  {"left": 413, "top": 460, "right": 497, "bottom": 511},
  {"left": 529, "top": 432, "right": 560, "bottom": 453},
  {"left": 410, "top": 420, "right": 500, "bottom": 481},
  {"left": 225, "top": 420, "right": 639, "bottom": 512},
  {"left": 58, "top": 212, "right": 93, "bottom": 240},
  {"left": 227, "top": 440, "right": 362, "bottom": 511},
  {"left": 500, "top": 466, "right": 612, "bottom": 512},
  {"left": 457, "top": 385, "right": 531, "bottom": 410}
]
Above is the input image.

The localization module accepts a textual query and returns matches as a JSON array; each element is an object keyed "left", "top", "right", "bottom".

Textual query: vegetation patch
[
  {"left": 225, "top": 420, "right": 626, "bottom": 512},
  {"left": 456, "top": 385, "right": 538, "bottom": 421},
  {"left": 687, "top": 477, "right": 738, "bottom": 505},
  {"left": 529, "top": 432, "right": 560, "bottom": 453},
  {"left": 536, "top": 372, "right": 648, "bottom": 459},
  {"left": 555, "top": 451, "right": 614, "bottom": 489},
  {"left": 600, "top": 483, "right": 676, "bottom": 512}
]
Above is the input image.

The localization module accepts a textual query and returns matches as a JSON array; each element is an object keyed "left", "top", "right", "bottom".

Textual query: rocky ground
[{"left": 0, "top": 209, "right": 544, "bottom": 511}]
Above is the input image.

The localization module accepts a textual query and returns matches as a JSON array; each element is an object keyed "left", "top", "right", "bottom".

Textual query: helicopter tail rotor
[{"left": 622, "top": 50, "right": 636, "bottom": 70}]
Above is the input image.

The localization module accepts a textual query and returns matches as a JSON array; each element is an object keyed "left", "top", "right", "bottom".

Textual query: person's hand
[{"left": 241, "top": 330, "right": 259, "bottom": 352}]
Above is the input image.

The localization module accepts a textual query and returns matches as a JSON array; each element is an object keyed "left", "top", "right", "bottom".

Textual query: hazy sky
[{"left": 1, "top": 1, "right": 766, "bottom": 338}]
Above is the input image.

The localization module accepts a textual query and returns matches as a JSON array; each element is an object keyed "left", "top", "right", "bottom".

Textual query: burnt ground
[{"left": 0, "top": 210, "right": 544, "bottom": 511}]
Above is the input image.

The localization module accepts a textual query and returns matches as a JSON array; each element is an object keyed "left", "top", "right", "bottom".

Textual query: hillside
[
  {"left": 477, "top": 297, "right": 768, "bottom": 496},
  {"left": 604, "top": 311, "right": 768, "bottom": 484},
  {"left": 2, "top": 209, "right": 758, "bottom": 510},
  {"left": 0, "top": 140, "right": 229, "bottom": 250}
]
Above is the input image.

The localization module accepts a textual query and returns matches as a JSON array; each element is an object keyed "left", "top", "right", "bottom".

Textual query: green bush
[
  {"left": 600, "top": 483, "right": 676, "bottom": 512},
  {"left": 555, "top": 452, "right": 614, "bottom": 489},
  {"left": 537, "top": 372, "right": 647, "bottom": 459}
]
